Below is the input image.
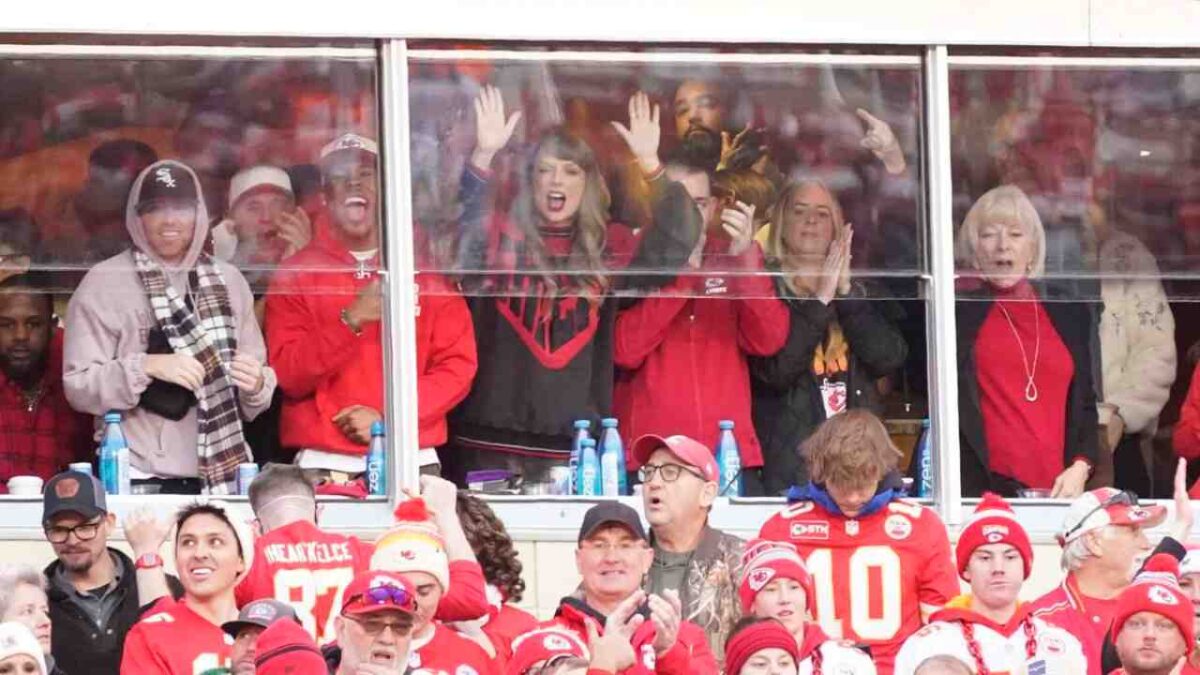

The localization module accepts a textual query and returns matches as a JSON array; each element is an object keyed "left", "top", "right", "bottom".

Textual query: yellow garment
[{"left": 813, "top": 321, "right": 850, "bottom": 377}]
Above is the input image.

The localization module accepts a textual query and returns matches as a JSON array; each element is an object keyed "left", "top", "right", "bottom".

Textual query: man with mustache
[{"left": 0, "top": 273, "right": 91, "bottom": 484}]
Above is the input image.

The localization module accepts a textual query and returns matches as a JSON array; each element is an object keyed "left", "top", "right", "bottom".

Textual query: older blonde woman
[
  {"left": 955, "top": 184, "right": 1098, "bottom": 498},
  {"left": 749, "top": 179, "right": 907, "bottom": 495},
  {"left": 0, "top": 566, "right": 59, "bottom": 675}
]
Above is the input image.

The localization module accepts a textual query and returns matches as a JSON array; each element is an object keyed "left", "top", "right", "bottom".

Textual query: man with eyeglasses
[
  {"left": 322, "top": 571, "right": 418, "bottom": 674},
  {"left": 1029, "top": 485, "right": 1169, "bottom": 671},
  {"left": 40, "top": 470, "right": 180, "bottom": 675},
  {"left": 629, "top": 434, "right": 745, "bottom": 661},
  {"left": 542, "top": 501, "right": 717, "bottom": 674}
]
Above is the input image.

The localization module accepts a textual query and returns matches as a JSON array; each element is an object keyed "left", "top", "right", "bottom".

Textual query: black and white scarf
[{"left": 134, "top": 249, "right": 249, "bottom": 494}]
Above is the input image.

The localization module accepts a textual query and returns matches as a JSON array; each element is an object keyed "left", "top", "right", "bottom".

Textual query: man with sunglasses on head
[
  {"left": 324, "top": 571, "right": 417, "bottom": 675},
  {"left": 40, "top": 470, "right": 181, "bottom": 675},
  {"left": 631, "top": 434, "right": 744, "bottom": 661},
  {"left": 1029, "top": 485, "right": 1171, "bottom": 671}
]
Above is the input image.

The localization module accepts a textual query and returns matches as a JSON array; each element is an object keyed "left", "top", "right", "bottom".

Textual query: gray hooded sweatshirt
[{"left": 63, "top": 160, "right": 276, "bottom": 480}]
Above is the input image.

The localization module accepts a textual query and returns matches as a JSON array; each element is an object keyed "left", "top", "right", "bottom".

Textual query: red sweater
[
  {"left": 266, "top": 215, "right": 476, "bottom": 454},
  {"left": 975, "top": 283, "right": 1074, "bottom": 489},
  {"left": 613, "top": 241, "right": 787, "bottom": 468},
  {"left": 1174, "top": 363, "right": 1200, "bottom": 497},
  {"left": 0, "top": 330, "right": 92, "bottom": 484}
]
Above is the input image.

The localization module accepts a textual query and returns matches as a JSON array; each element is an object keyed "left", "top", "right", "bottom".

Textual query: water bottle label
[
  {"left": 601, "top": 454, "right": 619, "bottom": 496},
  {"left": 581, "top": 466, "right": 598, "bottom": 496},
  {"left": 367, "top": 459, "right": 385, "bottom": 495}
]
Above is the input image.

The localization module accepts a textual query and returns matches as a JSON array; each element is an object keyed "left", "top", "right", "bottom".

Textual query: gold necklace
[{"left": 996, "top": 300, "right": 1040, "bottom": 403}]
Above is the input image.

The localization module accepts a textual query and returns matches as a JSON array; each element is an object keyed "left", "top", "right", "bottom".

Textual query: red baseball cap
[
  {"left": 340, "top": 571, "right": 418, "bottom": 617},
  {"left": 507, "top": 627, "right": 590, "bottom": 675},
  {"left": 630, "top": 434, "right": 718, "bottom": 482},
  {"left": 1058, "top": 488, "right": 1167, "bottom": 546}
]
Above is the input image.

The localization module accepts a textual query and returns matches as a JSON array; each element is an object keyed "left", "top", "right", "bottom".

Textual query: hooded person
[
  {"left": 893, "top": 493, "right": 1087, "bottom": 675},
  {"left": 63, "top": 159, "right": 277, "bottom": 495}
]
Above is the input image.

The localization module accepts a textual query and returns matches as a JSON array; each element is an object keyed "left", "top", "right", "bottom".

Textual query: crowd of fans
[
  {"left": 0, "top": 410, "right": 1194, "bottom": 674},
  {"left": 3, "top": 59, "right": 1200, "bottom": 673}
]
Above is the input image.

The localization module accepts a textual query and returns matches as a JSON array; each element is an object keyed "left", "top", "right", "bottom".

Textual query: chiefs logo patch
[
  {"left": 640, "top": 644, "right": 656, "bottom": 669},
  {"left": 55, "top": 478, "right": 80, "bottom": 499},
  {"left": 982, "top": 524, "right": 1009, "bottom": 543},
  {"left": 885, "top": 514, "right": 913, "bottom": 540},
  {"left": 1148, "top": 585, "right": 1180, "bottom": 605},
  {"left": 1039, "top": 633, "right": 1065, "bottom": 654},
  {"left": 790, "top": 521, "right": 830, "bottom": 540},
  {"left": 748, "top": 567, "right": 776, "bottom": 592}
]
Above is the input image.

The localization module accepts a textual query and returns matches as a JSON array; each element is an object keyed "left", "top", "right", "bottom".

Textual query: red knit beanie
[
  {"left": 955, "top": 492, "right": 1033, "bottom": 579},
  {"left": 738, "top": 539, "right": 815, "bottom": 614},
  {"left": 254, "top": 620, "right": 326, "bottom": 675},
  {"left": 725, "top": 621, "right": 799, "bottom": 675},
  {"left": 1112, "top": 554, "right": 1196, "bottom": 648}
]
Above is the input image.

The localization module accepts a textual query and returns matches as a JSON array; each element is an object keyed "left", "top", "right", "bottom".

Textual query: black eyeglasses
[
  {"left": 1062, "top": 490, "right": 1137, "bottom": 541},
  {"left": 343, "top": 614, "right": 413, "bottom": 637},
  {"left": 44, "top": 518, "right": 103, "bottom": 544},
  {"left": 638, "top": 463, "right": 704, "bottom": 483}
]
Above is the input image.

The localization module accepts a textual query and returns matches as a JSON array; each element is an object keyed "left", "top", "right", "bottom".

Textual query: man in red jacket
[
  {"left": 543, "top": 502, "right": 718, "bottom": 675},
  {"left": 266, "top": 133, "right": 476, "bottom": 475},
  {"left": 613, "top": 159, "right": 787, "bottom": 487}
]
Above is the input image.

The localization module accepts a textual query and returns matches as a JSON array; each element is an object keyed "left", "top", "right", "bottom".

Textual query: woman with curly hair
[{"left": 454, "top": 491, "right": 538, "bottom": 660}]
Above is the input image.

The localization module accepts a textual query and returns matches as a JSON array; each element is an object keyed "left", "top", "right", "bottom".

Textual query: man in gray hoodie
[{"left": 63, "top": 159, "right": 276, "bottom": 495}]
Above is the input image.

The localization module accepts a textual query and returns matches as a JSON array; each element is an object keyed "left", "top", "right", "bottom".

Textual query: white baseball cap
[
  {"left": 1058, "top": 487, "right": 1167, "bottom": 546},
  {"left": 228, "top": 165, "right": 293, "bottom": 209},
  {"left": 319, "top": 133, "right": 378, "bottom": 165}
]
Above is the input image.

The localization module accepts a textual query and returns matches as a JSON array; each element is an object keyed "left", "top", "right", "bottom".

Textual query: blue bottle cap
[
  {"left": 370, "top": 421, "right": 385, "bottom": 436},
  {"left": 581, "top": 438, "right": 596, "bottom": 448},
  {"left": 718, "top": 420, "right": 734, "bottom": 430},
  {"left": 601, "top": 418, "right": 618, "bottom": 428},
  {"left": 921, "top": 418, "right": 931, "bottom": 428},
  {"left": 574, "top": 420, "right": 591, "bottom": 429},
  {"left": 103, "top": 412, "right": 122, "bottom": 423}
]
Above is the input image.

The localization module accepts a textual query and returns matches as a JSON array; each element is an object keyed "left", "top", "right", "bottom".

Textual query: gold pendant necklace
[{"left": 997, "top": 301, "right": 1040, "bottom": 403}]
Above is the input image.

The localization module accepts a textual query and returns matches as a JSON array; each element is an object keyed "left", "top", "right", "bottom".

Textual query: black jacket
[
  {"left": 749, "top": 278, "right": 907, "bottom": 496},
  {"left": 956, "top": 280, "right": 1101, "bottom": 497},
  {"left": 44, "top": 548, "right": 182, "bottom": 675}
]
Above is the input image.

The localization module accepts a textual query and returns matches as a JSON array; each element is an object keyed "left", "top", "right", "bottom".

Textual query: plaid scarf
[{"left": 134, "top": 249, "right": 248, "bottom": 494}]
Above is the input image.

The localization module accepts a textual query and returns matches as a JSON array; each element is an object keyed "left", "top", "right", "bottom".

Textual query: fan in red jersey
[
  {"left": 236, "top": 467, "right": 491, "bottom": 645},
  {"left": 738, "top": 539, "right": 875, "bottom": 673},
  {"left": 1177, "top": 545, "right": 1200, "bottom": 670},
  {"left": 756, "top": 410, "right": 958, "bottom": 675},
  {"left": 370, "top": 497, "right": 498, "bottom": 675},
  {"left": 121, "top": 501, "right": 256, "bottom": 675},
  {"left": 893, "top": 493, "right": 1086, "bottom": 675}
]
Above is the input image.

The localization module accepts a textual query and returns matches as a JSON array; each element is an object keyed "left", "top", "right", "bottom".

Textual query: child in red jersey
[{"left": 757, "top": 410, "right": 958, "bottom": 675}]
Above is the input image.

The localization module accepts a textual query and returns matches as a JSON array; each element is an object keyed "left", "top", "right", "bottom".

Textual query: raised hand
[
  {"left": 718, "top": 124, "right": 769, "bottom": 173},
  {"left": 123, "top": 507, "right": 171, "bottom": 558},
  {"left": 721, "top": 200, "right": 756, "bottom": 257},
  {"left": 1172, "top": 457, "right": 1194, "bottom": 542},
  {"left": 856, "top": 108, "right": 905, "bottom": 175},
  {"left": 471, "top": 85, "right": 522, "bottom": 170},
  {"left": 276, "top": 208, "right": 312, "bottom": 260},
  {"left": 648, "top": 589, "right": 682, "bottom": 656},
  {"left": 611, "top": 92, "right": 662, "bottom": 174}
]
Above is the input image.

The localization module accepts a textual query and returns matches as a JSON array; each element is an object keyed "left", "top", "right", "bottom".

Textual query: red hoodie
[
  {"left": 543, "top": 598, "right": 717, "bottom": 675},
  {"left": 266, "top": 213, "right": 476, "bottom": 455},
  {"left": 613, "top": 240, "right": 787, "bottom": 468}
]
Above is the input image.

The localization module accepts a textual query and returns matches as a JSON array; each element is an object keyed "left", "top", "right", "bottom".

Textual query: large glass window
[
  {"left": 407, "top": 46, "right": 932, "bottom": 498},
  {"left": 949, "top": 56, "right": 1200, "bottom": 498},
  {"left": 0, "top": 45, "right": 380, "bottom": 496}
]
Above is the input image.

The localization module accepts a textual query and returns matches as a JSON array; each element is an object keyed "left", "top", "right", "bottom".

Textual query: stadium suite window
[
  {"left": 406, "top": 45, "right": 934, "bottom": 499},
  {"left": 948, "top": 56, "right": 1200, "bottom": 502},
  {"left": 0, "top": 47, "right": 388, "bottom": 500}
]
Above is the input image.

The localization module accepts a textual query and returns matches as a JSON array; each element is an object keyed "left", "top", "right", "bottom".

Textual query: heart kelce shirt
[{"left": 452, "top": 224, "right": 642, "bottom": 459}]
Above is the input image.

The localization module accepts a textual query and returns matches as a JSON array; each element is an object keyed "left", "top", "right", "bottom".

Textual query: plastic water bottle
[
  {"left": 99, "top": 412, "right": 127, "bottom": 495},
  {"left": 715, "top": 420, "right": 741, "bottom": 497},
  {"left": 915, "top": 419, "right": 933, "bottom": 498},
  {"left": 578, "top": 438, "right": 600, "bottom": 496},
  {"left": 367, "top": 421, "right": 387, "bottom": 496},
  {"left": 570, "top": 420, "right": 591, "bottom": 496},
  {"left": 599, "top": 418, "right": 627, "bottom": 496}
]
